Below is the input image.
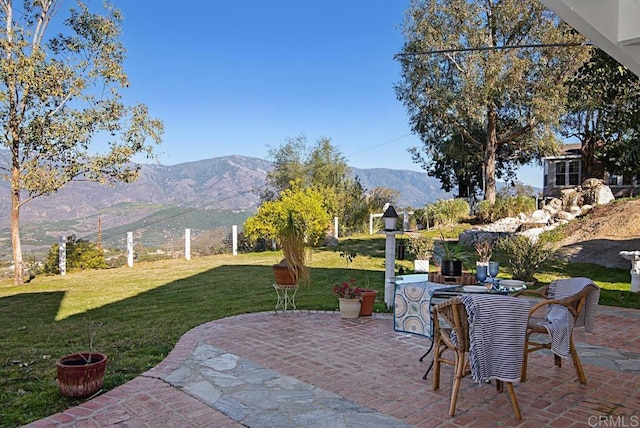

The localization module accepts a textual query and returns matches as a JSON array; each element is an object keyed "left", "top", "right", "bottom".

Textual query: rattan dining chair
[
  {"left": 431, "top": 296, "right": 522, "bottom": 420},
  {"left": 514, "top": 282, "right": 597, "bottom": 385}
]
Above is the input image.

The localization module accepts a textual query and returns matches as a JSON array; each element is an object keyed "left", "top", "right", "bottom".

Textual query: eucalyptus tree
[
  {"left": 563, "top": 48, "right": 640, "bottom": 181},
  {"left": 395, "top": 0, "right": 590, "bottom": 203},
  {"left": 0, "top": 1, "right": 163, "bottom": 284}
]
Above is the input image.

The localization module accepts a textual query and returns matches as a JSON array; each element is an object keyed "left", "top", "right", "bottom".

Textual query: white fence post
[
  {"left": 232, "top": 225, "right": 238, "bottom": 255},
  {"left": 334, "top": 217, "right": 339, "bottom": 239},
  {"left": 59, "top": 236, "right": 66, "bottom": 276},
  {"left": 185, "top": 228, "right": 191, "bottom": 260},
  {"left": 127, "top": 232, "right": 134, "bottom": 267}
]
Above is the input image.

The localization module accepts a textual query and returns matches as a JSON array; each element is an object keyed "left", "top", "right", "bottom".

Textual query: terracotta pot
[
  {"left": 56, "top": 352, "right": 107, "bottom": 398},
  {"left": 273, "top": 264, "right": 297, "bottom": 285},
  {"left": 338, "top": 298, "right": 361, "bottom": 319},
  {"left": 359, "top": 290, "right": 377, "bottom": 316}
]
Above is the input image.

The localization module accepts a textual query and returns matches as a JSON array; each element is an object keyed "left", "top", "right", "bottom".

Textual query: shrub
[
  {"left": 476, "top": 196, "right": 536, "bottom": 223},
  {"left": 495, "top": 235, "right": 556, "bottom": 282},
  {"left": 43, "top": 235, "right": 108, "bottom": 274},
  {"left": 424, "top": 198, "right": 470, "bottom": 227},
  {"left": 407, "top": 234, "right": 434, "bottom": 260}
]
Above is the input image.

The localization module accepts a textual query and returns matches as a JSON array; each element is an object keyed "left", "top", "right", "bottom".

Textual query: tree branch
[
  {"left": 497, "top": 119, "right": 538, "bottom": 145},
  {"left": 452, "top": 121, "right": 483, "bottom": 147},
  {"left": 445, "top": 53, "right": 466, "bottom": 73}
]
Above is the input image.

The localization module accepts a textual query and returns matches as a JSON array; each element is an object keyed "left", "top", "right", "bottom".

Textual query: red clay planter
[{"left": 56, "top": 352, "right": 107, "bottom": 399}]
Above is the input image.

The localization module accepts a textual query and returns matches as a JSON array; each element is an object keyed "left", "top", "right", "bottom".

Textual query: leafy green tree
[
  {"left": 0, "top": 1, "right": 163, "bottom": 284},
  {"left": 563, "top": 48, "right": 640, "bottom": 181},
  {"left": 263, "top": 135, "right": 393, "bottom": 235},
  {"left": 244, "top": 181, "right": 331, "bottom": 248},
  {"left": 43, "top": 235, "right": 108, "bottom": 274},
  {"left": 395, "top": 0, "right": 589, "bottom": 204},
  {"left": 365, "top": 186, "right": 400, "bottom": 212}
]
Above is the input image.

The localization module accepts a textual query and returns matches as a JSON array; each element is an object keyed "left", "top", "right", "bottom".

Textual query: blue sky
[{"left": 108, "top": 0, "right": 541, "bottom": 187}]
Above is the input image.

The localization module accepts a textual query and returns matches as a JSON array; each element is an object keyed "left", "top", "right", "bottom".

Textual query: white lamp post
[{"left": 382, "top": 205, "right": 399, "bottom": 308}]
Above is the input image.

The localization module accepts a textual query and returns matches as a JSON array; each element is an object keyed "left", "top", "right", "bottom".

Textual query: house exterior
[{"left": 542, "top": 143, "right": 637, "bottom": 198}]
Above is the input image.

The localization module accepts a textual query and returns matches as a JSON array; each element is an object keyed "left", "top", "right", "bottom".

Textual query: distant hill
[
  {"left": 351, "top": 167, "right": 451, "bottom": 208},
  {"left": 0, "top": 154, "right": 452, "bottom": 255}
]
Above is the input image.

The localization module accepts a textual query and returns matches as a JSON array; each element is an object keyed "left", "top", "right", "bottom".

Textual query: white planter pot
[
  {"left": 414, "top": 259, "right": 430, "bottom": 273},
  {"left": 338, "top": 298, "right": 361, "bottom": 319}
]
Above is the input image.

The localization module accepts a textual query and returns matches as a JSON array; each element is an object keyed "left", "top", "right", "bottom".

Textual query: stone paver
[{"left": 25, "top": 306, "right": 640, "bottom": 427}]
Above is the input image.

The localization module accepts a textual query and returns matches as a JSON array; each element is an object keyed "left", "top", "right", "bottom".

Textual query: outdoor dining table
[{"left": 390, "top": 274, "right": 524, "bottom": 379}]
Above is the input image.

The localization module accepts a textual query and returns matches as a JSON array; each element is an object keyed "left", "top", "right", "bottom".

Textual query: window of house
[
  {"left": 568, "top": 161, "right": 580, "bottom": 185},
  {"left": 555, "top": 162, "right": 566, "bottom": 186},
  {"left": 554, "top": 160, "right": 580, "bottom": 187},
  {"left": 609, "top": 175, "right": 619, "bottom": 186}
]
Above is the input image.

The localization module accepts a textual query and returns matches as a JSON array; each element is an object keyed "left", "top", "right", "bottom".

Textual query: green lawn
[{"left": 0, "top": 234, "right": 638, "bottom": 426}]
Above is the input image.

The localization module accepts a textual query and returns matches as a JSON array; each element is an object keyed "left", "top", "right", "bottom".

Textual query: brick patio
[{"left": 27, "top": 305, "right": 640, "bottom": 427}]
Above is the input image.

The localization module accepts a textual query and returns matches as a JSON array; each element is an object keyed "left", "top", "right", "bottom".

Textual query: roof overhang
[{"left": 539, "top": 0, "right": 640, "bottom": 77}]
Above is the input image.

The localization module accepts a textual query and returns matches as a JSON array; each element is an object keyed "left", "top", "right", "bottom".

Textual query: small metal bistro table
[{"left": 273, "top": 283, "right": 298, "bottom": 315}]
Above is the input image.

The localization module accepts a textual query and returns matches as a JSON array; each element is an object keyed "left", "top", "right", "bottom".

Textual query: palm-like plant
[{"left": 277, "top": 211, "right": 310, "bottom": 286}]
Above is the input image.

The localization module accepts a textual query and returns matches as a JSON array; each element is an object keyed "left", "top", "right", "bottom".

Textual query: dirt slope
[{"left": 555, "top": 199, "right": 640, "bottom": 269}]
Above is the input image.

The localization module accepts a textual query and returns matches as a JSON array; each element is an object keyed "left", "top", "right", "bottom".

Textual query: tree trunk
[
  {"left": 11, "top": 162, "right": 24, "bottom": 285},
  {"left": 581, "top": 136, "right": 605, "bottom": 181},
  {"left": 484, "top": 108, "right": 498, "bottom": 204}
]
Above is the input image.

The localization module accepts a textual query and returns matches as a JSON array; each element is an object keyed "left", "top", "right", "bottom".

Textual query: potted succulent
[
  {"left": 56, "top": 324, "right": 107, "bottom": 399},
  {"left": 332, "top": 279, "right": 362, "bottom": 319},
  {"left": 407, "top": 233, "right": 434, "bottom": 273},
  {"left": 434, "top": 234, "right": 469, "bottom": 277}
]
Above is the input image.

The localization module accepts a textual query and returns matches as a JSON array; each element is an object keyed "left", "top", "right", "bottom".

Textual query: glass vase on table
[
  {"left": 476, "top": 263, "right": 488, "bottom": 286},
  {"left": 487, "top": 261, "right": 500, "bottom": 290},
  {"left": 488, "top": 261, "right": 499, "bottom": 278}
]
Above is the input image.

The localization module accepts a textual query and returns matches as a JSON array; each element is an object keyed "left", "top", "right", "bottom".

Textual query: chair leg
[
  {"left": 505, "top": 382, "right": 522, "bottom": 420},
  {"left": 554, "top": 353, "right": 562, "bottom": 367},
  {"left": 432, "top": 344, "right": 442, "bottom": 391},
  {"left": 570, "top": 339, "right": 587, "bottom": 385},
  {"left": 521, "top": 342, "right": 529, "bottom": 383},
  {"left": 448, "top": 351, "right": 465, "bottom": 417}
]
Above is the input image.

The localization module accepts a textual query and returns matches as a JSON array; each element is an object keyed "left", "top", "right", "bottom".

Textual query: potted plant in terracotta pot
[
  {"left": 56, "top": 323, "right": 107, "bottom": 399},
  {"left": 244, "top": 182, "right": 330, "bottom": 287},
  {"left": 407, "top": 233, "right": 434, "bottom": 273},
  {"left": 272, "top": 211, "right": 310, "bottom": 286},
  {"left": 332, "top": 279, "right": 362, "bottom": 319}
]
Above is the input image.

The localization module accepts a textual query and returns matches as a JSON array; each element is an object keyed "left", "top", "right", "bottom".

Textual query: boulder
[
  {"left": 555, "top": 211, "right": 576, "bottom": 221},
  {"left": 581, "top": 179, "right": 615, "bottom": 205},
  {"left": 530, "top": 209, "right": 551, "bottom": 223},
  {"left": 580, "top": 204, "right": 593, "bottom": 215}
]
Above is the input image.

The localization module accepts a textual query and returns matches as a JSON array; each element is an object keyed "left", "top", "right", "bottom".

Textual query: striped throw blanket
[
  {"left": 548, "top": 277, "right": 600, "bottom": 332},
  {"left": 461, "top": 294, "right": 530, "bottom": 384},
  {"left": 538, "top": 277, "right": 600, "bottom": 358}
]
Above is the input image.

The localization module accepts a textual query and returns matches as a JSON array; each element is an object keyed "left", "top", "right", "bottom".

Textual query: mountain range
[{"left": 0, "top": 155, "right": 453, "bottom": 255}]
